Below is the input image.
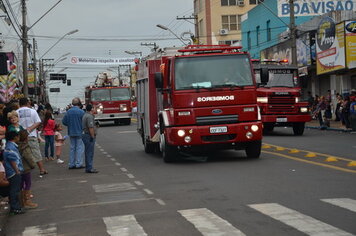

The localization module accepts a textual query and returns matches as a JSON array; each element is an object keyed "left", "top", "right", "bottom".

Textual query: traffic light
[{"left": 67, "top": 79, "right": 71, "bottom": 86}]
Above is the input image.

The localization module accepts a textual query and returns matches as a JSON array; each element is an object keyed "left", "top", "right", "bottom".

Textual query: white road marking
[
  {"left": 120, "top": 168, "right": 128, "bottom": 172},
  {"left": 99, "top": 149, "right": 104, "bottom": 152},
  {"left": 249, "top": 203, "right": 353, "bottom": 236},
  {"left": 110, "top": 158, "right": 116, "bottom": 161},
  {"left": 103, "top": 151, "right": 108, "bottom": 154},
  {"left": 321, "top": 198, "right": 356, "bottom": 213},
  {"left": 178, "top": 208, "right": 246, "bottom": 236},
  {"left": 134, "top": 181, "right": 143, "bottom": 186},
  {"left": 117, "top": 131, "right": 136, "bottom": 134},
  {"left": 103, "top": 215, "right": 147, "bottom": 236},
  {"left": 127, "top": 174, "right": 135, "bottom": 179},
  {"left": 107, "top": 154, "right": 112, "bottom": 158},
  {"left": 22, "top": 224, "right": 57, "bottom": 236},
  {"left": 115, "top": 162, "right": 121, "bottom": 166},
  {"left": 155, "top": 199, "right": 166, "bottom": 206},
  {"left": 92, "top": 183, "right": 136, "bottom": 193},
  {"left": 143, "top": 189, "right": 153, "bottom": 195}
]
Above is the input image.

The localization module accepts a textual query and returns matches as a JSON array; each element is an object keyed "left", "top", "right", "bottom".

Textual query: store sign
[
  {"left": 345, "top": 21, "right": 356, "bottom": 69},
  {"left": 278, "top": 0, "right": 356, "bottom": 17},
  {"left": 70, "top": 56, "right": 135, "bottom": 65},
  {"left": 316, "top": 17, "right": 345, "bottom": 75}
]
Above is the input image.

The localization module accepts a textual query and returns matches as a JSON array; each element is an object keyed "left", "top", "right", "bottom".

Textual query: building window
[
  {"left": 266, "top": 20, "right": 271, "bottom": 41},
  {"left": 238, "top": 15, "right": 242, "bottom": 30},
  {"left": 199, "top": 19, "right": 204, "bottom": 37},
  {"left": 256, "top": 26, "right": 260, "bottom": 46},
  {"left": 249, "top": 0, "right": 263, "bottom": 4},
  {"left": 219, "top": 40, "right": 240, "bottom": 45},
  {"left": 221, "top": 0, "right": 238, "bottom": 6},
  {"left": 222, "top": 15, "right": 237, "bottom": 31},
  {"left": 247, "top": 31, "right": 251, "bottom": 49}
]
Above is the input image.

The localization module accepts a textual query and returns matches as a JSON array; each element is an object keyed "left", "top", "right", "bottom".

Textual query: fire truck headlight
[
  {"left": 295, "top": 97, "right": 300, "bottom": 103},
  {"left": 257, "top": 97, "right": 268, "bottom": 103},
  {"left": 178, "top": 111, "right": 190, "bottom": 116},
  {"left": 120, "top": 104, "right": 127, "bottom": 111},
  {"left": 244, "top": 107, "right": 255, "bottom": 112},
  {"left": 251, "top": 125, "right": 259, "bottom": 132},
  {"left": 246, "top": 132, "right": 253, "bottom": 139},
  {"left": 177, "top": 130, "right": 185, "bottom": 137},
  {"left": 184, "top": 136, "right": 192, "bottom": 143},
  {"left": 300, "top": 107, "right": 308, "bottom": 113}
]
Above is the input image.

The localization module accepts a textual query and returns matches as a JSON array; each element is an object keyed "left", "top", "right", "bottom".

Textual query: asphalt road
[{"left": 4, "top": 121, "right": 356, "bottom": 236}]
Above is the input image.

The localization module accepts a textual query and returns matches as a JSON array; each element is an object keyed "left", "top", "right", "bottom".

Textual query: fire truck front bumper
[
  {"left": 95, "top": 112, "right": 132, "bottom": 121},
  {"left": 261, "top": 114, "right": 311, "bottom": 124},
  {"left": 164, "top": 122, "right": 262, "bottom": 149}
]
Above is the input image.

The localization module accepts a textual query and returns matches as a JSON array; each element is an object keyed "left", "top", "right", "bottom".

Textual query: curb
[
  {"left": 306, "top": 126, "right": 352, "bottom": 132},
  {"left": 0, "top": 206, "right": 9, "bottom": 236}
]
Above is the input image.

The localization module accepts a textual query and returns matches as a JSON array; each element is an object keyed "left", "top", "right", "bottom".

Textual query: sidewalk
[{"left": 305, "top": 119, "right": 354, "bottom": 132}]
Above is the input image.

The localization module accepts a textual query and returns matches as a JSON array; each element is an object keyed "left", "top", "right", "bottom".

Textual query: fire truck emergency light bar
[{"left": 178, "top": 45, "right": 242, "bottom": 53}]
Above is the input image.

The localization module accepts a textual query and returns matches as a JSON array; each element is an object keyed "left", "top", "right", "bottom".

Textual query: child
[
  {"left": 42, "top": 111, "right": 56, "bottom": 161},
  {"left": 54, "top": 124, "right": 65, "bottom": 164},
  {"left": 3, "top": 131, "right": 25, "bottom": 214},
  {"left": 7, "top": 111, "right": 24, "bottom": 133},
  {"left": 17, "top": 130, "right": 37, "bottom": 209}
]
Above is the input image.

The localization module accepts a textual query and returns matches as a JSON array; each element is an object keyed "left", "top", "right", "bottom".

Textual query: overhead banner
[
  {"left": 345, "top": 21, "right": 356, "bottom": 69},
  {"left": 70, "top": 56, "right": 135, "bottom": 65},
  {"left": 278, "top": 0, "right": 356, "bottom": 17},
  {"left": 316, "top": 17, "right": 345, "bottom": 75}
]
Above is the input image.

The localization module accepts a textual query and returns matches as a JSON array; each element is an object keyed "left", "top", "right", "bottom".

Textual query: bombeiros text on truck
[
  {"left": 84, "top": 72, "right": 132, "bottom": 125},
  {"left": 136, "top": 45, "right": 263, "bottom": 163},
  {"left": 252, "top": 59, "right": 311, "bottom": 135}
]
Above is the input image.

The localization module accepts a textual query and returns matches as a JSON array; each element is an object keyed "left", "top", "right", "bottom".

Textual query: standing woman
[{"left": 42, "top": 111, "right": 56, "bottom": 160}]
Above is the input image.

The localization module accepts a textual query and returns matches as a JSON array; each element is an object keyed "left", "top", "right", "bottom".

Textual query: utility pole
[
  {"left": 289, "top": 0, "right": 297, "bottom": 67},
  {"left": 33, "top": 38, "right": 37, "bottom": 101},
  {"left": 21, "top": 0, "right": 28, "bottom": 97}
]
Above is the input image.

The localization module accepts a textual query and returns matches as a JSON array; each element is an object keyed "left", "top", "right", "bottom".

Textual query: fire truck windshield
[
  {"left": 91, "top": 88, "right": 130, "bottom": 101},
  {"left": 174, "top": 54, "right": 253, "bottom": 90},
  {"left": 264, "top": 70, "right": 296, "bottom": 88}
]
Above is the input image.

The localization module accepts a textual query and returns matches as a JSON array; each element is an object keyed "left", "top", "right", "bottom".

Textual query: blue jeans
[
  {"left": 8, "top": 174, "right": 22, "bottom": 211},
  {"left": 82, "top": 134, "right": 95, "bottom": 171},
  {"left": 44, "top": 135, "right": 54, "bottom": 157},
  {"left": 69, "top": 136, "right": 84, "bottom": 168}
]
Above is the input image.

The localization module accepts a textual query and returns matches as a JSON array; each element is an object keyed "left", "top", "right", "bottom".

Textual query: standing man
[
  {"left": 17, "top": 97, "right": 48, "bottom": 176},
  {"left": 62, "top": 98, "right": 85, "bottom": 169},
  {"left": 82, "top": 104, "right": 98, "bottom": 173}
]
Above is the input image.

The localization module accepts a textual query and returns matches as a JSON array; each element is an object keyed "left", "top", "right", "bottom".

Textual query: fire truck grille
[
  {"left": 196, "top": 115, "right": 238, "bottom": 125},
  {"left": 202, "top": 134, "right": 236, "bottom": 142},
  {"left": 268, "top": 96, "right": 295, "bottom": 113}
]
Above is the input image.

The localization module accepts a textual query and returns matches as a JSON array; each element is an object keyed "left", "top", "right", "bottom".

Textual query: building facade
[{"left": 194, "top": 0, "right": 260, "bottom": 45}]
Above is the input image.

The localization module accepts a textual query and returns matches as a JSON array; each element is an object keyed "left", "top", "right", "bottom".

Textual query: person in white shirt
[{"left": 16, "top": 97, "right": 48, "bottom": 176}]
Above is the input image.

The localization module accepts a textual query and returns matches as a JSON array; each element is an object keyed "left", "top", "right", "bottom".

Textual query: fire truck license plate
[
  {"left": 276, "top": 118, "right": 287, "bottom": 122},
  {"left": 210, "top": 126, "right": 228, "bottom": 133}
]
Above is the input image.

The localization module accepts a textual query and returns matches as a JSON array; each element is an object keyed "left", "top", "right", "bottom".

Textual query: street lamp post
[
  {"left": 124, "top": 51, "right": 142, "bottom": 57},
  {"left": 156, "top": 24, "right": 187, "bottom": 45}
]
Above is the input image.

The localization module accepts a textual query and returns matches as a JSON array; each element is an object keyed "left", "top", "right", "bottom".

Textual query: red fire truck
[
  {"left": 136, "top": 45, "right": 263, "bottom": 162},
  {"left": 252, "top": 60, "right": 311, "bottom": 135},
  {"left": 84, "top": 72, "right": 132, "bottom": 125}
]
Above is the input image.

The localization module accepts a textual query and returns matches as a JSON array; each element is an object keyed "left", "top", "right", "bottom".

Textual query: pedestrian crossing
[{"left": 20, "top": 198, "right": 356, "bottom": 236}]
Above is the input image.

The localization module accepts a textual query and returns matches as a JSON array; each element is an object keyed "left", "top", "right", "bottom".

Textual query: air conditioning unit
[
  {"left": 238, "top": 0, "right": 245, "bottom": 6},
  {"left": 219, "top": 29, "right": 229, "bottom": 36}
]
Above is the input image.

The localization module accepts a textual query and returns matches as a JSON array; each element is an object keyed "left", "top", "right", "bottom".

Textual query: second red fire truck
[
  {"left": 136, "top": 45, "right": 263, "bottom": 162},
  {"left": 252, "top": 59, "right": 311, "bottom": 135},
  {"left": 84, "top": 72, "right": 132, "bottom": 125}
]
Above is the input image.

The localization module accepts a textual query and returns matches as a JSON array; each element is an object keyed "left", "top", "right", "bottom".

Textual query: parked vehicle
[
  {"left": 85, "top": 72, "right": 132, "bottom": 125},
  {"left": 252, "top": 59, "right": 311, "bottom": 135},
  {"left": 136, "top": 45, "right": 263, "bottom": 162}
]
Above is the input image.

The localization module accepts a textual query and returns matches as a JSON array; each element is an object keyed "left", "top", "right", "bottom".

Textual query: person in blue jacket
[{"left": 62, "top": 98, "right": 85, "bottom": 169}]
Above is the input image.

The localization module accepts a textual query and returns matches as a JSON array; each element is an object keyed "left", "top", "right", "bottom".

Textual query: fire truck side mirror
[
  {"left": 260, "top": 68, "right": 269, "bottom": 84},
  {"left": 155, "top": 72, "right": 163, "bottom": 89}
]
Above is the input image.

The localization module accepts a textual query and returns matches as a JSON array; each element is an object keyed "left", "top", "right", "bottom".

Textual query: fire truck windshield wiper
[{"left": 211, "top": 84, "right": 244, "bottom": 90}]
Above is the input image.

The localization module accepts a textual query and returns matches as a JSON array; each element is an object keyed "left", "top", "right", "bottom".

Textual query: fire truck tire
[
  {"left": 293, "top": 122, "right": 305, "bottom": 136},
  {"left": 160, "top": 133, "right": 177, "bottom": 163},
  {"left": 263, "top": 123, "right": 274, "bottom": 133},
  {"left": 245, "top": 140, "right": 262, "bottom": 159},
  {"left": 125, "top": 118, "right": 131, "bottom": 125}
]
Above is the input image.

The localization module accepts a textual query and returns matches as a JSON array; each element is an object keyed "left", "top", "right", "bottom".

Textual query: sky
[{"left": 0, "top": 0, "right": 194, "bottom": 108}]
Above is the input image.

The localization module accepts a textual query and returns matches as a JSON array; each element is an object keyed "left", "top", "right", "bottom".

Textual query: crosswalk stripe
[
  {"left": 249, "top": 203, "right": 353, "bottom": 236},
  {"left": 92, "top": 183, "right": 136, "bottom": 193},
  {"left": 103, "top": 215, "right": 147, "bottom": 236},
  {"left": 178, "top": 208, "right": 246, "bottom": 236},
  {"left": 321, "top": 198, "right": 356, "bottom": 213},
  {"left": 22, "top": 224, "right": 57, "bottom": 236}
]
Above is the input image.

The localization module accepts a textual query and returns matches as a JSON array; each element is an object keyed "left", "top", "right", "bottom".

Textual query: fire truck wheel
[
  {"left": 160, "top": 133, "right": 177, "bottom": 163},
  {"left": 245, "top": 140, "right": 262, "bottom": 159},
  {"left": 293, "top": 122, "right": 305, "bottom": 136}
]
